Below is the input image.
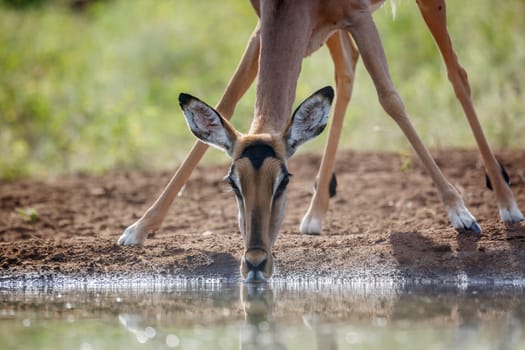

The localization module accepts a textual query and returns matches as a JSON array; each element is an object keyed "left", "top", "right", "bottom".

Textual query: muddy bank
[{"left": 1, "top": 149, "right": 525, "bottom": 284}]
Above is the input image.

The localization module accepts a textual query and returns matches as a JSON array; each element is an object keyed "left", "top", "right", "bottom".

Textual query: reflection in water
[
  {"left": 1, "top": 281, "right": 525, "bottom": 349},
  {"left": 302, "top": 314, "right": 337, "bottom": 350},
  {"left": 240, "top": 283, "right": 284, "bottom": 349}
]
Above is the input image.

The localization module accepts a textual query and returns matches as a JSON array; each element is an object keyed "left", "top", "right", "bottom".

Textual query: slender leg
[
  {"left": 345, "top": 9, "right": 480, "bottom": 232},
  {"left": 118, "top": 25, "right": 261, "bottom": 245},
  {"left": 416, "top": 0, "right": 523, "bottom": 224},
  {"left": 300, "top": 31, "right": 359, "bottom": 235}
]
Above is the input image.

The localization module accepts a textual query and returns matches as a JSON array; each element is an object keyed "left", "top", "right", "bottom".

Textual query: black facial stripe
[
  {"left": 239, "top": 142, "right": 277, "bottom": 170},
  {"left": 249, "top": 208, "right": 264, "bottom": 248}
]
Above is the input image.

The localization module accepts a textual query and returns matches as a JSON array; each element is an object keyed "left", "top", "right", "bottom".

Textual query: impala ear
[
  {"left": 284, "top": 86, "right": 334, "bottom": 158},
  {"left": 179, "top": 93, "right": 238, "bottom": 156}
]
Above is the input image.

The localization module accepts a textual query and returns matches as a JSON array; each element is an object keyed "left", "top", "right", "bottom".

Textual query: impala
[{"left": 118, "top": 0, "right": 523, "bottom": 282}]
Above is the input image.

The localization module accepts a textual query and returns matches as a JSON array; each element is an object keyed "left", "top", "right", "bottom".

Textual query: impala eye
[
  {"left": 274, "top": 174, "right": 291, "bottom": 198},
  {"left": 225, "top": 175, "right": 242, "bottom": 198}
]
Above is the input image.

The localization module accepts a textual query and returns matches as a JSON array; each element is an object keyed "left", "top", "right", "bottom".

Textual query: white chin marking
[
  {"left": 499, "top": 201, "right": 524, "bottom": 224},
  {"left": 244, "top": 271, "right": 267, "bottom": 283},
  {"left": 256, "top": 271, "right": 266, "bottom": 281},
  {"left": 245, "top": 271, "right": 255, "bottom": 282},
  {"left": 300, "top": 216, "right": 322, "bottom": 235}
]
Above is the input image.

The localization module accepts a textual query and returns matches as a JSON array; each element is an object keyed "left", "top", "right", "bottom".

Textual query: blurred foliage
[
  {"left": 16, "top": 207, "right": 39, "bottom": 222},
  {"left": 1, "top": 0, "right": 524, "bottom": 179},
  {"left": 2, "top": 0, "right": 47, "bottom": 9}
]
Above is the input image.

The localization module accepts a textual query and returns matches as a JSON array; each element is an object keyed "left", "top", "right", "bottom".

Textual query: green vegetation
[
  {"left": 1, "top": 0, "right": 524, "bottom": 179},
  {"left": 16, "top": 207, "right": 39, "bottom": 222}
]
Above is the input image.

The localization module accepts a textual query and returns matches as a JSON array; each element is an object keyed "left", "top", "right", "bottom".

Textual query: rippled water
[{"left": 1, "top": 279, "right": 525, "bottom": 349}]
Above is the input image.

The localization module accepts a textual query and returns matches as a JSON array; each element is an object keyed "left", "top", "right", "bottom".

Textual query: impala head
[{"left": 179, "top": 87, "right": 334, "bottom": 282}]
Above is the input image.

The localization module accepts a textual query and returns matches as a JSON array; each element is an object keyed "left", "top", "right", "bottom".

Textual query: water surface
[{"left": 1, "top": 279, "right": 525, "bottom": 349}]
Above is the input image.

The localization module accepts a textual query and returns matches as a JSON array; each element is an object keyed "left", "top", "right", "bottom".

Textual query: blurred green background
[{"left": 1, "top": 0, "right": 524, "bottom": 179}]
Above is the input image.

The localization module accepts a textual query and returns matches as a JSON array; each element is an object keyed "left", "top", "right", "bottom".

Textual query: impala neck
[{"left": 250, "top": 0, "right": 313, "bottom": 134}]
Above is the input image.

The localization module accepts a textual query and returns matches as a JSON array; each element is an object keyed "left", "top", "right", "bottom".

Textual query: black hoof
[{"left": 457, "top": 221, "right": 481, "bottom": 234}]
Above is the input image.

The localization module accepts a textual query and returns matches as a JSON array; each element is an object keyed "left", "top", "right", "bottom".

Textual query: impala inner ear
[
  {"left": 284, "top": 86, "right": 334, "bottom": 158},
  {"left": 179, "top": 93, "right": 238, "bottom": 156}
]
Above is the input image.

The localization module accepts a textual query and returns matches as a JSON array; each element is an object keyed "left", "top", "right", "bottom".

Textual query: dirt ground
[{"left": 1, "top": 149, "right": 525, "bottom": 283}]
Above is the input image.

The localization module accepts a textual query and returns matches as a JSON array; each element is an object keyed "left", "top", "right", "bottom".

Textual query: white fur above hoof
[
  {"left": 447, "top": 206, "right": 481, "bottom": 233},
  {"left": 499, "top": 201, "right": 524, "bottom": 225},
  {"left": 300, "top": 216, "right": 322, "bottom": 235},
  {"left": 117, "top": 222, "right": 147, "bottom": 246}
]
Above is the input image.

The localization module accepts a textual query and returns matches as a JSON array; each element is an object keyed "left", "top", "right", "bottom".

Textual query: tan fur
[{"left": 232, "top": 134, "right": 288, "bottom": 280}]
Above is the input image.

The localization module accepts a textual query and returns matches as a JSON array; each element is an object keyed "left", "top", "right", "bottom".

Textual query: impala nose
[{"left": 244, "top": 249, "right": 268, "bottom": 282}]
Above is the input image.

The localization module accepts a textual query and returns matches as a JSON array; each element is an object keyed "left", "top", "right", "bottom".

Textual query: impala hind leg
[
  {"left": 345, "top": 9, "right": 480, "bottom": 233},
  {"left": 417, "top": 0, "right": 523, "bottom": 224},
  {"left": 300, "top": 32, "right": 359, "bottom": 235},
  {"left": 118, "top": 25, "right": 261, "bottom": 245}
]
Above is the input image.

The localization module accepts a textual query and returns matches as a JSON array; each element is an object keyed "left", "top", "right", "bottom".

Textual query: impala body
[{"left": 119, "top": 0, "right": 523, "bottom": 282}]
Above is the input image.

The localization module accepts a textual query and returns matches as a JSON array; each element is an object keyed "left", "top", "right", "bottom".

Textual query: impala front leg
[
  {"left": 345, "top": 8, "right": 480, "bottom": 233},
  {"left": 300, "top": 31, "right": 359, "bottom": 235},
  {"left": 118, "top": 25, "right": 261, "bottom": 245}
]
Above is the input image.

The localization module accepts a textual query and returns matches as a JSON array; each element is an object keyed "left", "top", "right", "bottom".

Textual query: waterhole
[{"left": 1, "top": 278, "right": 525, "bottom": 349}]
